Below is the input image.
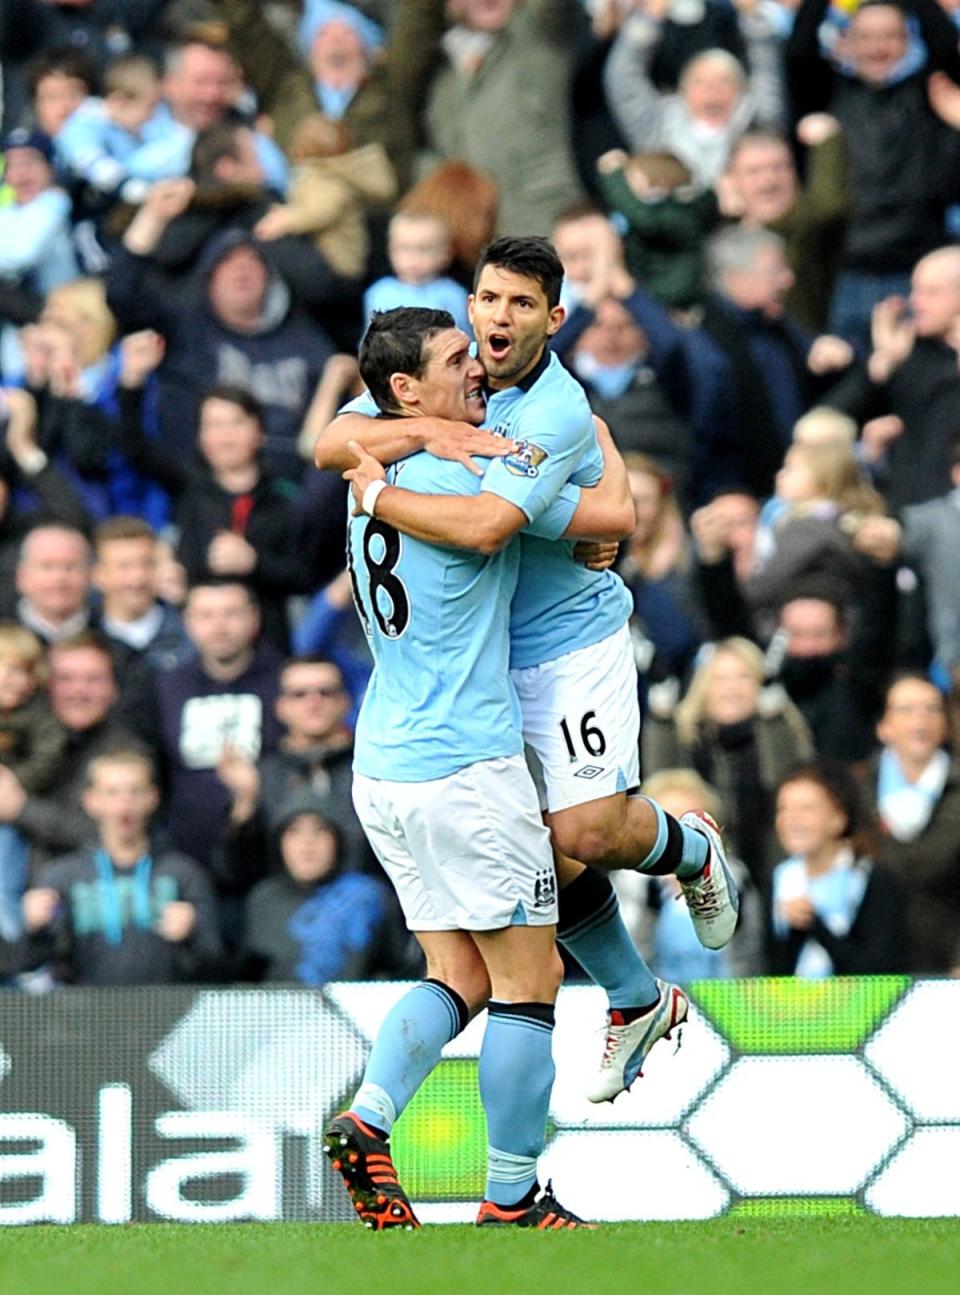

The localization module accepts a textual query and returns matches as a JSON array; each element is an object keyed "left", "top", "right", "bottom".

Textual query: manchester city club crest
[{"left": 503, "top": 440, "right": 549, "bottom": 478}]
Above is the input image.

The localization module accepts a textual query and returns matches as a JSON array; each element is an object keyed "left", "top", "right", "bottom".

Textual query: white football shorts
[
  {"left": 352, "top": 753, "right": 558, "bottom": 931},
  {"left": 512, "top": 621, "right": 641, "bottom": 813}
]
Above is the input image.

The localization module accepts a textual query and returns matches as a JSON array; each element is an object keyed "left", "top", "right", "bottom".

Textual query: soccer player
[
  {"left": 319, "top": 237, "right": 739, "bottom": 1102},
  {"left": 324, "top": 308, "right": 608, "bottom": 1231}
]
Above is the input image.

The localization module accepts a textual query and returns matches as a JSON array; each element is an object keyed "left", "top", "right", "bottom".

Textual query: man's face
[
  {"left": 682, "top": 60, "right": 742, "bottom": 127},
  {"left": 310, "top": 20, "right": 369, "bottom": 85},
  {"left": 48, "top": 647, "right": 117, "bottom": 731},
  {"left": 184, "top": 585, "right": 259, "bottom": 666},
  {"left": 94, "top": 538, "right": 158, "bottom": 621},
  {"left": 34, "top": 72, "right": 88, "bottom": 136},
  {"left": 207, "top": 246, "right": 269, "bottom": 323},
  {"left": 164, "top": 44, "right": 234, "bottom": 131},
  {"left": 277, "top": 662, "right": 351, "bottom": 743},
  {"left": 847, "top": 6, "right": 908, "bottom": 85},
  {"left": 728, "top": 141, "right": 797, "bottom": 224},
  {"left": 199, "top": 397, "right": 263, "bottom": 473},
  {"left": 17, "top": 528, "right": 91, "bottom": 623},
  {"left": 396, "top": 328, "right": 486, "bottom": 424},
  {"left": 578, "top": 298, "right": 644, "bottom": 366},
  {"left": 910, "top": 253, "right": 960, "bottom": 338},
  {"left": 462, "top": 0, "right": 517, "bottom": 31},
  {"left": 780, "top": 598, "right": 845, "bottom": 657},
  {"left": 469, "top": 264, "right": 564, "bottom": 388},
  {"left": 83, "top": 763, "right": 158, "bottom": 841},
  {"left": 722, "top": 245, "right": 794, "bottom": 317},
  {"left": 4, "top": 147, "right": 54, "bottom": 206},
  {"left": 877, "top": 678, "right": 947, "bottom": 766}
]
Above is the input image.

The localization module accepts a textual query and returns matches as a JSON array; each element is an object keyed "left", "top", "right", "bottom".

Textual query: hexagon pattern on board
[{"left": 863, "top": 981, "right": 960, "bottom": 1122}]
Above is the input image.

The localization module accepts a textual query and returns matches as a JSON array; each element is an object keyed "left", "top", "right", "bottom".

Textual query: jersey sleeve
[
  {"left": 524, "top": 483, "right": 581, "bottom": 540},
  {"left": 338, "top": 390, "right": 380, "bottom": 417},
  {"left": 480, "top": 399, "right": 598, "bottom": 523}
]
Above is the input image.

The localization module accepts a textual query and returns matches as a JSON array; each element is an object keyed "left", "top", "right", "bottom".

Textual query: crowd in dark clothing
[{"left": 2, "top": 0, "right": 960, "bottom": 989}]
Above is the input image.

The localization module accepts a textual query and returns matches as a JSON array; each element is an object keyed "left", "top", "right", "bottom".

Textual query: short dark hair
[
  {"left": 28, "top": 48, "right": 99, "bottom": 99},
  {"left": 200, "top": 383, "right": 264, "bottom": 426},
  {"left": 190, "top": 121, "right": 245, "bottom": 183},
  {"left": 473, "top": 236, "right": 564, "bottom": 309},
  {"left": 358, "top": 307, "right": 456, "bottom": 416},
  {"left": 185, "top": 575, "right": 259, "bottom": 606},
  {"left": 777, "top": 760, "right": 877, "bottom": 858}
]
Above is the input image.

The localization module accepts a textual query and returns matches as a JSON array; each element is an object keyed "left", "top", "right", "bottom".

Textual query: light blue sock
[
  {"left": 480, "top": 1001, "right": 555, "bottom": 1207},
  {"left": 352, "top": 979, "right": 466, "bottom": 1136},
  {"left": 634, "top": 796, "right": 709, "bottom": 880},
  {"left": 558, "top": 869, "right": 658, "bottom": 1009}
]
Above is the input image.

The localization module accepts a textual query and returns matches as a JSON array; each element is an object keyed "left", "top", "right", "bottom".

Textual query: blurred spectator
[
  {"left": 363, "top": 210, "right": 470, "bottom": 332},
  {"left": 614, "top": 767, "right": 764, "bottom": 981},
  {"left": 0, "top": 632, "right": 140, "bottom": 873},
  {"left": 0, "top": 128, "right": 79, "bottom": 371},
  {"left": 106, "top": 180, "right": 335, "bottom": 478},
  {"left": 2, "top": 2, "right": 169, "bottom": 131},
  {"left": 616, "top": 455, "right": 701, "bottom": 684},
  {"left": 719, "top": 120, "right": 850, "bottom": 332},
  {"left": 420, "top": 0, "right": 587, "bottom": 235},
  {"left": 643, "top": 636, "right": 813, "bottom": 886},
  {"left": 215, "top": 0, "right": 442, "bottom": 190},
  {"left": 0, "top": 624, "right": 66, "bottom": 940},
  {"left": 19, "top": 748, "right": 222, "bottom": 986},
  {"left": 124, "top": 577, "right": 282, "bottom": 870},
  {"left": 253, "top": 113, "right": 396, "bottom": 280},
  {"left": 14, "top": 524, "right": 96, "bottom": 645},
  {"left": 26, "top": 48, "right": 99, "bottom": 141},
  {"left": 566, "top": 298, "right": 692, "bottom": 499},
  {"left": 786, "top": 0, "right": 960, "bottom": 343},
  {"left": 825, "top": 247, "right": 960, "bottom": 510},
  {"left": 243, "top": 789, "right": 390, "bottom": 984},
  {"left": 770, "top": 762, "right": 906, "bottom": 975},
  {"left": 56, "top": 54, "right": 180, "bottom": 206},
  {"left": 291, "top": 570, "right": 373, "bottom": 706},
  {"left": 92, "top": 515, "right": 192, "bottom": 688},
  {"left": 595, "top": 146, "right": 718, "bottom": 308},
  {"left": 605, "top": 12, "right": 784, "bottom": 187},
  {"left": 397, "top": 160, "right": 499, "bottom": 286},
  {"left": 860, "top": 674, "right": 960, "bottom": 974},
  {"left": 116, "top": 330, "right": 306, "bottom": 647}
]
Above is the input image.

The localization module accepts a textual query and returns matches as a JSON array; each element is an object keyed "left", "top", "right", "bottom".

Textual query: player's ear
[
  {"left": 545, "top": 303, "right": 566, "bottom": 337},
  {"left": 388, "top": 371, "right": 416, "bottom": 409}
]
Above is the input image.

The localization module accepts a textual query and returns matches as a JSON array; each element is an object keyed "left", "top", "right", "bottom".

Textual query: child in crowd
[
  {"left": 0, "top": 624, "right": 66, "bottom": 940},
  {"left": 244, "top": 790, "right": 390, "bottom": 985},
  {"left": 19, "top": 749, "right": 221, "bottom": 986},
  {"left": 56, "top": 55, "right": 179, "bottom": 203},
  {"left": 253, "top": 113, "right": 396, "bottom": 280},
  {"left": 29, "top": 49, "right": 98, "bottom": 141},
  {"left": 363, "top": 210, "right": 469, "bottom": 331},
  {"left": 596, "top": 148, "right": 719, "bottom": 310}
]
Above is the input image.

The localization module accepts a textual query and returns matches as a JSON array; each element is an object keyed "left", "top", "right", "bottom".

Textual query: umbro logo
[{"left": 574, "top": 765, "right": 606, "bottom": 780}]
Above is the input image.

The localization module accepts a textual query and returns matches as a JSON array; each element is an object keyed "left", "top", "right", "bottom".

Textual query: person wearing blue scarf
[
  {"left": 16, "top": 749, "right": 222, "bottom": 986},
  {"left": 769, "top": 763, "right": 904, "bottom": 976}
]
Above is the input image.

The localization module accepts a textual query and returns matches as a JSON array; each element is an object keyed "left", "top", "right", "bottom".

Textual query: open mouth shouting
[{"left": 486, "top": 331, "right": 513, "bottom": 364}]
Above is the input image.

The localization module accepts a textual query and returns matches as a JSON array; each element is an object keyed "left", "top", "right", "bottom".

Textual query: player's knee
[
  {"left": 552, "top": 820, "right": 614, "bottom": 868},
  {"left": 425, "top": 957, "right": 490, "bottom": 1018}
]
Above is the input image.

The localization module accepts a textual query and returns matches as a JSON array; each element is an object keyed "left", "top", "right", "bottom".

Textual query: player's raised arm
[{"left": 561, "top": 417, "right": 636, "bottom": 541}]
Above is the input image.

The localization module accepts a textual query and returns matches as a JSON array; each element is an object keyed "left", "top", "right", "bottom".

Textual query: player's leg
[
  {"left": 327, "top": 778, "right": 487, "bottom": 1229},
  {"left": 517, "top": 623, "right": 738, "bottom": 949},
  {"left": 553, "top": 852, "right": 687, "bottom": 1102}
]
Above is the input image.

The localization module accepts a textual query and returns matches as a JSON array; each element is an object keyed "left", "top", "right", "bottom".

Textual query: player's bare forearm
[
  {"left": 315, "top": 411, "right": 423, "bottom": 471},
  {"left": 563, "top": 418, "right": 636, "bottom": 540},
  {"left": 374, "top": 488, "right": 525, "bottom": 555}
]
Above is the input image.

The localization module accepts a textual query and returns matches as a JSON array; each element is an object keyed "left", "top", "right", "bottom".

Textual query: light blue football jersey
[
  {"left": 348, "top": 441, "right": 577, "bottom": 782},
  {"left": 478, "top": 352, "right": 633, "bottom": 670}
]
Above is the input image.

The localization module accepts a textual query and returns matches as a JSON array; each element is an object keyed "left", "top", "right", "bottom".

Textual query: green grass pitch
[{"left": 3, "top": 1218, "right": 960, "bottom": 1295}]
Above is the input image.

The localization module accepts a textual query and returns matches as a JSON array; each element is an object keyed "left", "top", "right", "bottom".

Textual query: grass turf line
[{"left": 2, "top": 1218, "right": 960, "bottom": 1295}]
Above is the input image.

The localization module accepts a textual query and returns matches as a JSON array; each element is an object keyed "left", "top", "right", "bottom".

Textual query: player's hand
[
  {"left": 573, "top": 540, "right": 620, "bottom": 571},
  {"left": 420, "top": 420, "right": 516, "bottom": 476},
  {"left": 343, "top": 439, "right": 387, "bottom": 513},
  {"left": 22, "top": 887, "right": 60, "bottom": 932},
  {"left": 158, "top": 901, "right": 196, "bottom": 943}
]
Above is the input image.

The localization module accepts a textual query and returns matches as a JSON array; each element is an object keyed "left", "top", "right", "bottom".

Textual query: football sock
[
  {"left": 633, "top": 796, "right": 709, "bottom": 880},
  {"left": 557, "top": 868, "right": 658, "bottom": 1010},
  {"left": 481, "top": 1000, "right": 555, "bottom": 1207},
  {"left": 352, "top": 978, "right": 468, "bottom": 1137}
]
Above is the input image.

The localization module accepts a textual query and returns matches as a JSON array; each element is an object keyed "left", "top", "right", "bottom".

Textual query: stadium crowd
[{"left": 1, "top": 0, "right": 959, "bottom": 989}]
